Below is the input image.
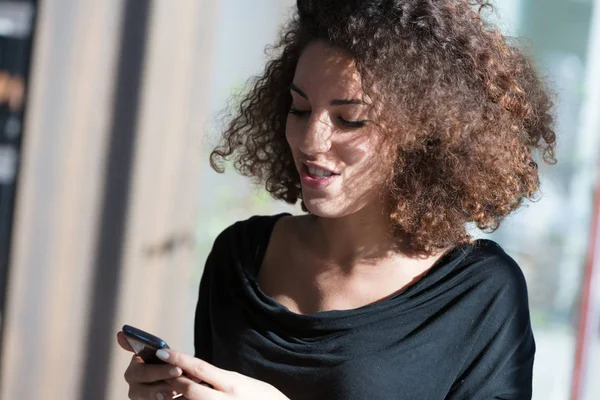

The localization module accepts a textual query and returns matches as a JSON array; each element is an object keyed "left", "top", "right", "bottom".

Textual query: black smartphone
[{"left": 122, "top": 324, "right": 170, "bottom": 364}]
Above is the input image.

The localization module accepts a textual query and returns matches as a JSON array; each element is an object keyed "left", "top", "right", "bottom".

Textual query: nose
[{"left": 297, "top": 114, "right": 333, "bottom": 155}]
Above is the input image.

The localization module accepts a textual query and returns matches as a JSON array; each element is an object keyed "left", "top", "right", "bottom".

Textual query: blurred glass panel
[{"left": 195, "top": 1, "right": 298, "bottom": 281}]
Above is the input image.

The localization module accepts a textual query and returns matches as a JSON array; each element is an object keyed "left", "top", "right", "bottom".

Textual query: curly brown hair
[{"left": 210, "top": 0, "right": 556, "bottom": 256}]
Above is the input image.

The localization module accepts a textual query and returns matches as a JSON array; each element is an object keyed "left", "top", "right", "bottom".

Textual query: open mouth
[
  {"left": 307, "top": 166, "right": 333, "bottom": 178},
  {"left": 303, "top": 163, "right": 339, "bottom": 179},
  {"left": 299, "top": 163, "right": 340, "bottom": 189}
]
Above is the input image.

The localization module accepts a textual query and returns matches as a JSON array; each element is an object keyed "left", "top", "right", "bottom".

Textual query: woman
[{"left": 117, "top": 0, "right": 556, "bottom": 399}]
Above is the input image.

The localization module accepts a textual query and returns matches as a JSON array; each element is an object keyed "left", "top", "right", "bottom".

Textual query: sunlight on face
[{"left": 286, "top": 41, "right": 390, "bottom": 218}]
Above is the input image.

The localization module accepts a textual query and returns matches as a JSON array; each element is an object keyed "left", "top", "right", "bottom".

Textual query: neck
[{"left": 307, "top": 204, "right": 408, "bottom": 270}]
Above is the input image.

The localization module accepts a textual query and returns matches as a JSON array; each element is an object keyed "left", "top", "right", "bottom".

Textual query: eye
[
  {"left": 338, "top": 117, "right": 367, "bottom": 129},
  {"left": 289, "top": 107, "right": 310, "bottom": 117}
]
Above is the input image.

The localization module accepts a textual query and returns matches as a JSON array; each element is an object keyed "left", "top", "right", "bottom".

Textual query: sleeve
[
  {"left": 192, "top": 216, "right": 267, "bottom": 361},
  {"left": 447, "top": 259, "right": 536, "bottom": 400},
  {"left": 193, "top": 248, "right": 214, "bottom": 361},
  {"left": 193, "top": 224, "right": 234, "bottom": 361}
]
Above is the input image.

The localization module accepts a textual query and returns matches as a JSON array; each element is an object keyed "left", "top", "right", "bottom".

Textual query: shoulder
[
  {"left": 462, "top": 239, "right": 529, "bottom": 298},
  {"left": 206, "top": 213, "right": 293, "bottom": 270},
  {"left": 211, "top": 213, "right": 292, "bottom": 247},
  {"left": 426, "top": 239, "right": 532, "bottom": 317},
  {"left": 442, "top": 239, "right": 533, "bottom": 333}
]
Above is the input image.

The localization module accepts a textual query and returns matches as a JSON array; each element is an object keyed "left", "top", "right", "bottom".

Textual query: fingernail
[
  {"left": 169, "top": 367, "right": 182, "bottom": 376},
  {"left": 156, "top": 349, "right": 170, "bottom": 360},
  {"left": 156, "top": 393, "right": 164, "bottom": 400}
]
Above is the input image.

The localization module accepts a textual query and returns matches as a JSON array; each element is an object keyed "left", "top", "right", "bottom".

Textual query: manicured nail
[
  {"left": 169, "top": 367, "right": 182, "bottom": 376},
  {"left": 156, "top": 393, "right": 164, "bottom": 400},
  {"left": 156, "top": 349, "right": 170, "bottom": 361}
]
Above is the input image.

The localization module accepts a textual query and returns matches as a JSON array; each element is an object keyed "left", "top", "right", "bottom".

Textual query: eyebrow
[
  {"left": 290, "top": 83, "right": 308, "bottom": 99},
  {"left": 290, "top": 83, "right": 366, "bottom": 106}
]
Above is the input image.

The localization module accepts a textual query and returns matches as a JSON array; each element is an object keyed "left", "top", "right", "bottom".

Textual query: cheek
[{"left": 339, "top": 135, "right": 374, "bottom": 165}]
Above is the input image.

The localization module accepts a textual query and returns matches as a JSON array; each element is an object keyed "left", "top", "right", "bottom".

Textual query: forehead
[{"left": 293, "top": 41, "right": 364, "bottom": 99}]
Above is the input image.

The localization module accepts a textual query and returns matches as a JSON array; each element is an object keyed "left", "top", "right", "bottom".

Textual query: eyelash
[
  {"left": 288, "top": 107, "right": 367, "bottom": 129},
  {"left": 288, "top": 107, "right": 309, "bottom": 117}
]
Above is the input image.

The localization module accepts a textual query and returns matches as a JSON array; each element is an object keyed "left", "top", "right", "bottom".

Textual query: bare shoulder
[
  {"left": 268, "top": 214, "right": 312, "bottom": 254},
  {"left": 260, "top": 214, "right": 315, "bottom": 276},
  {"left": 257, "top": 214, "right": 312, "bottom": 299}
]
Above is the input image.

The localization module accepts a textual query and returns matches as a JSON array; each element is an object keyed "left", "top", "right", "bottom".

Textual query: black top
[{"left": 194, "top": 214, "right": 535, "bottom": 400}]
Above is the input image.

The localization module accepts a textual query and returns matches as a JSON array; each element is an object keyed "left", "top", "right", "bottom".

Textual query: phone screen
[{"left": 122, "top": 324, "right": 170, "bottom": 364}]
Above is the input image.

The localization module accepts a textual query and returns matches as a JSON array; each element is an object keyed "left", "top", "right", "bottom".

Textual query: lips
[{"left": 299, "top": 163, "right": 339, "bottom": 189}]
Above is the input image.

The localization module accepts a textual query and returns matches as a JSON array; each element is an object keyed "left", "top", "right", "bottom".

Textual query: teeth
[{"left": 308, "top": 167, "right": 333, "bottom": 178}]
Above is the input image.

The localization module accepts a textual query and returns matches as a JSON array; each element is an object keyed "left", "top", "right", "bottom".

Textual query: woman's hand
[
  {"left": 117, "top": 331, "right": 183, "bottom": 399},
  {"left": 155, "top": 348, "right": 290, "bottom": 400}
]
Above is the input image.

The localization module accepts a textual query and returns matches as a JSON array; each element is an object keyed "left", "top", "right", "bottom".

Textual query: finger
[
  {"left": 156, "top": 349, "right": 230, "bottom": 391},
  {"left": 155, "top": 387, "right": 182, "bottom": 400},
  {"left": 127, "top": 382, "right": 178, "bottom": 400},
  {"left": 117, "top": 331, "right": 135, "bottom": 352},
  {"left": 124, "top": 360, "right": 183, "bottom": 384},
  {"left": 127, "top": 353, "right": 145, "bottom": 372},
  {"left": 167, "top": 375, "right": 223, "bottom": 400}
]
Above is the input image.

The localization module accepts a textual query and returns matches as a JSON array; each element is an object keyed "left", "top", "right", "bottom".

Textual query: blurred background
[{"left": 0, "top": 0, "right": 598, "bottom": 399}]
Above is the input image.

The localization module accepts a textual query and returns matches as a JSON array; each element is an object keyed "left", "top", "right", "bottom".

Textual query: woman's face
[{"left": 286, "top": 41, "right": 389, "bottom": 218}]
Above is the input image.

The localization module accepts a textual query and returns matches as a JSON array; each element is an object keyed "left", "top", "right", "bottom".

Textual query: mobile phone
[{"left": 122, "top": 324, "right": 170, "bottom": 364}]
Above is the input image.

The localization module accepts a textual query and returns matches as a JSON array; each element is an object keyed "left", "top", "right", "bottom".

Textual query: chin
[{"left": 303, "top": 197, "right": 350, "bottom": 219}]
